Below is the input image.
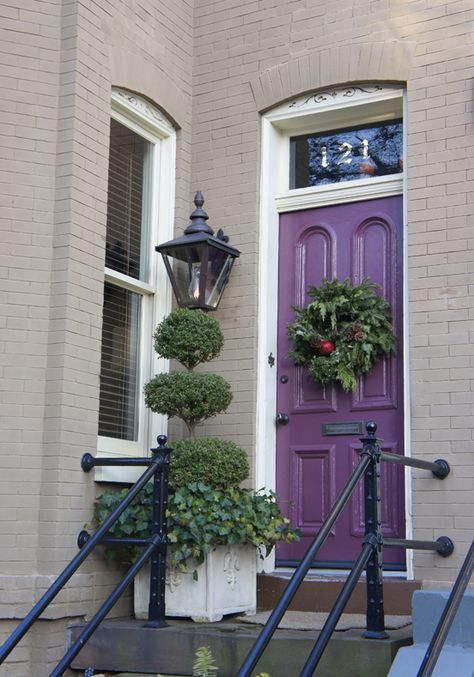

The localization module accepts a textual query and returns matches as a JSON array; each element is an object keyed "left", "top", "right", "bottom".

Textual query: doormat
[{"left": 237, "top": 611, "right": 411, "bottom": 631}]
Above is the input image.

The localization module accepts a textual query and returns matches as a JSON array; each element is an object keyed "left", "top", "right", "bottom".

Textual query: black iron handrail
[
  {"left": 237, "top": 421, "right": 453, "bottom": 677},
  {"left": 0, "top": 435, "right": 172, "bottom": 677},
  {"left": 417, "top": 538, "right": 474, "bottom": 677}
]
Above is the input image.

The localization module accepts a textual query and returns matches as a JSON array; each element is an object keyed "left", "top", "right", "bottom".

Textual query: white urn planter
[{"left": 135, "top": 544, "right": 257, "bottom": 622}]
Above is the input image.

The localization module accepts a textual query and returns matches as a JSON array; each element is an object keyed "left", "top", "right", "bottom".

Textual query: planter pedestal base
[{"left": 135, "top": 545, "right": 257, "bottom": 623}]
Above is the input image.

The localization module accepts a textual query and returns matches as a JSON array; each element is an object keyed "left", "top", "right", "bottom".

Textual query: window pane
[
  {"left": 98, "top": 283, "right": 141, "bottom": 441},
  {"left": 290, "top": 119, "right": 403, "bottom": 188},
  {"left": 105, "top": 119, "right": 151, "bottom": 280}
]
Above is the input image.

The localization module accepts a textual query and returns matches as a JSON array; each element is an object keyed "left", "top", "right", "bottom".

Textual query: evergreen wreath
[{"left": 287, "top": 278, "right": 397, "bottom": 392}]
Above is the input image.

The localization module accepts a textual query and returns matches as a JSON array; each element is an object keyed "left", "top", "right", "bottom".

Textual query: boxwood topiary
[
  {"left": 144, "top": 371, "right": 232, "bottom": 437},
  {"left": 169, "top": 437, "right": 249, "bottom": 489},
  {"left": 153, "top": 308, "right": 224, "bottom": 370}
]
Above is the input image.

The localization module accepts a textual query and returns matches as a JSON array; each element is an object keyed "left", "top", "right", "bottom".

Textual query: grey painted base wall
[{"left": 389, "top": 590, "right": 474, "bottom": 676}]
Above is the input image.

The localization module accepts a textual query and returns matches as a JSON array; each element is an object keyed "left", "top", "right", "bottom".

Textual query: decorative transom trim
[
  {"left": 112, "top": 87, "right": 174, "bottom": 134},
  {"left": 288, "top": 84, "right": 385, "bottom": 110}
]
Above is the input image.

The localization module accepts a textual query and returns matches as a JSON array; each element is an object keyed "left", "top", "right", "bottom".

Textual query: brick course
[
  {"left": 1, "top": 0, "right": 192, "bottom": 673},
  {"left": 1, "top": 0, "right": 473, "bottom": 672}
]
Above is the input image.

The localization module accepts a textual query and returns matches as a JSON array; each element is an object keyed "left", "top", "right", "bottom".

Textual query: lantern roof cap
[{"left": 155, "top": 229, "right": 240, "bottom": 257}]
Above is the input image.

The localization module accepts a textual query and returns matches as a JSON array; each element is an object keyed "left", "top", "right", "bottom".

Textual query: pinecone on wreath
[
  {"left": 309, "top": 334, "right": 323, "bottom": 351},
  {"left": 346, "top": 322, "right": 366, "bottom": 343}
]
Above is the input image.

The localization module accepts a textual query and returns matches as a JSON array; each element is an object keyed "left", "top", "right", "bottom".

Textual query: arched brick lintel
[
  {"left": 250, "top": 42, "right": 417, "bottom": 113},
  {"left": 107, "top": 46, "right": 187, "bottom": 130}
]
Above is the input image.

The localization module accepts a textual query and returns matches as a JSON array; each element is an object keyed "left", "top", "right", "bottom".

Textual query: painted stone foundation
[
  {"left": 389, "top": 590, "right": 474, "bottom": 676},
  {"left": 135, "top": 545, "right": 257, "bottom": 622}
]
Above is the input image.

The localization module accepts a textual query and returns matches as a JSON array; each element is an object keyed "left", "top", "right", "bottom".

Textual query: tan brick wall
[
  {"left": 0, "top": 0, "right": 192, "bottom": 673},
  {"left": 192, "top": 0, "right": 474, "bottom": 583},
  {"left": 1, "top": 0, "right": 473, "bottom": 672}
]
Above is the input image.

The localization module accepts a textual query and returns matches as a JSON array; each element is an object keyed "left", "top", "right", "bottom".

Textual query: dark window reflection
[
  {"left": 290, "top": 119, "right": 403, "bottom": 188},
  {"left": 98, "top": 283, "right": 141, "bottom": 441},
  {"left": 105, "top": 119, "right": 148, "bottom": 279}
]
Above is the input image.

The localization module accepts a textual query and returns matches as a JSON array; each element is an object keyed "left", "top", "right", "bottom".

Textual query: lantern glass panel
[
  {"left": 205, "top": 249, "right": 234, "bottom": 309},
  {"left": 162, "top": 255, "right": 194, "bottom": 306},
  {"left": 161, "top": 245, "right": 235, "bottom": 309}
]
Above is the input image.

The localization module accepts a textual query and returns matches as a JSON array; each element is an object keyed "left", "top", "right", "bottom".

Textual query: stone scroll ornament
[{"left": 287, "top": 278, "right": 397, "bottom": 392}]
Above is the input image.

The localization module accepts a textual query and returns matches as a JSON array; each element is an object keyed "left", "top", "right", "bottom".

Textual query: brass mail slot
[{"left": 322, "top": 421, "right": 364, "bottom": 436}]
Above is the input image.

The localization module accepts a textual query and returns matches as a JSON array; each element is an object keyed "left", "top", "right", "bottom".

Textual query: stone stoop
[
  {"left": 257, "top": 573, "right": 421, "bottom": 615},
  {"left": 389, "top": 589, "right": 474, "bottom": 676},
  {"left": 70, "top": 617, "right": 412, "bottom": 677}
]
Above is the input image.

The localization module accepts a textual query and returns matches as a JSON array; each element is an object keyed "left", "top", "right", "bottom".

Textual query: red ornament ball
[{"left": 320, "top": 340, "right": 335, "bottom": 356}]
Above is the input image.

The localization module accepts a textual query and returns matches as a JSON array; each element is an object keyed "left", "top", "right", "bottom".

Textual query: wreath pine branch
[{"left": 287, "top": 278, "right": 397, "bottom": 392}]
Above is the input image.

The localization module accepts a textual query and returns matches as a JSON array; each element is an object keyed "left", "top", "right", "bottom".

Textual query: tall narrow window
[
  {"left": 97, "top": 90, "right": 175, "bottom": 457},
  {"left": 99, "top": 120, "right": 150, "bottom": 441}
]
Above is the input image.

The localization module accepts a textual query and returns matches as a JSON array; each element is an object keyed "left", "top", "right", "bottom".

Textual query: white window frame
[
  {"left": 256, "top": 84, "right": 413, "bottom": 575},
  {"left": 95, "top": 89, "right": 176, "bottom": 481}
]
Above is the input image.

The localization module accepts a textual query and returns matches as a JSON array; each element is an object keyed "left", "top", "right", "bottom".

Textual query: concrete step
[
  {"left": 70, "top": 616, "right": 412, "bottom": 677},
  {"left": 389, "top": 589, "right": 474, "bottom": 676},
  {"left": 257, "top": 573, "right": 420, "bottom": 615}
]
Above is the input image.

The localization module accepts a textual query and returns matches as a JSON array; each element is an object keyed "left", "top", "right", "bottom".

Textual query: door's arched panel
[
  {"left": 293, "top": 225, "right": 336, "bottom": 413},
  {"left": 353, "top": 216, "right": 398, "bottom": 410}
]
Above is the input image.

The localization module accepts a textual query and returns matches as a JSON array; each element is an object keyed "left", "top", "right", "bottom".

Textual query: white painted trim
[
  {"left": 402, "top": 90, "right": 414, "bottom": 580},
  {"left": 257, "top": 84, "right": 408, "bottom": 574},
  {"left": 111, "top": 88, "right": 175, "bottom": 140},
  {"left": 95, "top": 90, "right": 175, "bottom": 482},
  {"left": 268, "top": 85, "right": 404, "bottom": 123},
  {"left": 104, "top": 268, "right": 155, "bottom": 295},
  {"left": 275, "top": 175, "right": 403, "bottom": 213}
]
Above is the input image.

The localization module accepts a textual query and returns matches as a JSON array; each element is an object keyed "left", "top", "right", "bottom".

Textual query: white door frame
[{"left": 255, "top": 85, "right": 413, "bottom": 576}]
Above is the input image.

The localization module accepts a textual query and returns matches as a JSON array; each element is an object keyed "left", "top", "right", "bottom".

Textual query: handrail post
[
  {"left": 145, "top": 435, "right": 172, "bottom": 628},
  {"left": 361, "top": 421, "right": 388, "bottom": 639}
]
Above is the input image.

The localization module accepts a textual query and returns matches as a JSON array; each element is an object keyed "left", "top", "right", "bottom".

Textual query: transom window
[{"left": 290, "top": 119, "right": 403, "bottom": 188}]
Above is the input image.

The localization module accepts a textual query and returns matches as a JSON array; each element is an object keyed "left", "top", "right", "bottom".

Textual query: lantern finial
[{"left": 184, "top": 191, "right": 214, "bottom": 236}]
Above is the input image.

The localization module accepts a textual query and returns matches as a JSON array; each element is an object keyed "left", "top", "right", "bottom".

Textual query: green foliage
[
  {"left": 287, "top": 278, "right": 397, "bottom": 392},
  {"left": 170, "top": 437, "right": 249, "bottom": 489},
  {"left": 153, "top": 308, "right": 224, "bottom": 370},
  {"left": 158, "top": 646, "right": 271, "bottom": 677},
  {"left": 94, "top": 483, "right": 299, "bottom": 570},
  {"left": 192, "top": 646, "right": 218, "bottom": 677},
  {"left": 144, "top": 372, "right": 232, "bottom": 432}
]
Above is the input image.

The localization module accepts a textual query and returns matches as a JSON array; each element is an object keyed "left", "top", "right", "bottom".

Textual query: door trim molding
[
  {"left": 275, "top": 175, "right": 403, "bottom": 213},
  {"left": 256, "top": 84, "right": 411, "bottom": 574}
]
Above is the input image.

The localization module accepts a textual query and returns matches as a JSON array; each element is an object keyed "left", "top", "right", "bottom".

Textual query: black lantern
[{"left": 156, "top": 192, "right": 240, "bottom": 311}]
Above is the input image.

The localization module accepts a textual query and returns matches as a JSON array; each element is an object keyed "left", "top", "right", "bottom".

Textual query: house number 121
[{"left": 321, "top": 139, "right": 369, "bottom": 167}]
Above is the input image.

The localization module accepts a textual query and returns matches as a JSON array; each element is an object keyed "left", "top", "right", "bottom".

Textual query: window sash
[
  {"left": 98, "top": 118, "right": 156, "bottom": 452},
  {"left": 96, "top": 90, "right": 175, "bottom": 469},
  {"left": 98, "top": 283, "right": 142, "bottom": 441}
]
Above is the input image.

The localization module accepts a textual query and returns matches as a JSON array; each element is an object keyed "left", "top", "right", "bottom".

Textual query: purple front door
[{"left": 276, "top": 196, "right": 405, "bottom": 568}]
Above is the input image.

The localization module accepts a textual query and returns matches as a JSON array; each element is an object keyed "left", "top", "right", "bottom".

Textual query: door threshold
[{"left": 274, "top": 567, "right": 408, "bottom": 579}]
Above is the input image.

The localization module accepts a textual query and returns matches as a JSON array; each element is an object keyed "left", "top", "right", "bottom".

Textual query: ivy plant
[{"left": 94, "top": 482, "right": 299, "bottom": 570}]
